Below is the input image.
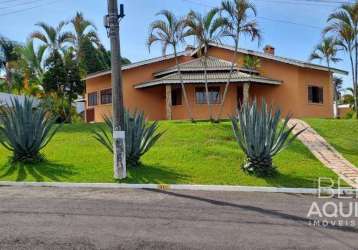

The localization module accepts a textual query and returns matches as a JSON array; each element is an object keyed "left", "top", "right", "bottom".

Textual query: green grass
[
  {"left": 0, "top": 121, "right": 342, "bottom": 188},
  {"left": 305, "top": 118, "right": 358, "bottom": 168}
]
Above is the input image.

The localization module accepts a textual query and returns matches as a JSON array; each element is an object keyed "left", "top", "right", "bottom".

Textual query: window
[
  {"left": 308, "top": 86, "right": 323, "bottom": 104},
  {"left": 195, "top": 87, "right": 221, "bottom": 104},
  {"left": 171, "top": 87, "right": 182, "bottom": 106},
  {"left": 88, "top": 92, "right": 98, "bottom": 106},
  {"left": 100, "top": 89, "right": 112, "bottom": 104}
]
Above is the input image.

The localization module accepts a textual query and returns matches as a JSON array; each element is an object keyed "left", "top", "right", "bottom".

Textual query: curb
[{"left": 0, "top": 181, "right": 356, "bottom": 195}]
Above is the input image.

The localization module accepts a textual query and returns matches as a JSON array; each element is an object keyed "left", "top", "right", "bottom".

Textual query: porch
[{"left": 134, "top": 56, "right": 282, "bottom": 120}]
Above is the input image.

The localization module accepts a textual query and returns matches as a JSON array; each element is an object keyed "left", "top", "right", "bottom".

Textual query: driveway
[{"left": 0, "top": 186, "right": 356, "bottom": 249}]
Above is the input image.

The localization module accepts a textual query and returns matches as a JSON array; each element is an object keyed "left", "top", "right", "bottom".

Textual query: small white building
[{"left": 0, "top": 92, "right": 39, "bottom": 107}]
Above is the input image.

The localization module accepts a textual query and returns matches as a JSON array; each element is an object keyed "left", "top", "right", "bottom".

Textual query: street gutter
[{"left": 0, "top": 181, "right": 356, "bottom": 195}]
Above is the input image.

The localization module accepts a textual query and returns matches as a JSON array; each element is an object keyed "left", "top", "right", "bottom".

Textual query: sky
[{"left": 0, "top": 0, "right": 355, "bottom": 89}]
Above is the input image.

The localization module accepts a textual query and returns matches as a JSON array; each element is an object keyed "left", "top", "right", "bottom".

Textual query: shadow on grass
[
  {"left": 118, "top": 163, "right": 190, "bottom": 184},
  {"left": 0, "top": 160, "right": 76, "bottom": 182}
]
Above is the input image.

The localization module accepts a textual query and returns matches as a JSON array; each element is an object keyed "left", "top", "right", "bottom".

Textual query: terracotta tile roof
[
  {"left": 134, "top": 71, "right": 281, "bottom": 89},
  {"left": 154, "top": 56, "right": 235, "bottom": 77}
]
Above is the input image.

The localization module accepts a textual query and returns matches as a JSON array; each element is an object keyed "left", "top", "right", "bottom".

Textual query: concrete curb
[{"left": 0, "top": 181, "right": 356, "bottom": 195}]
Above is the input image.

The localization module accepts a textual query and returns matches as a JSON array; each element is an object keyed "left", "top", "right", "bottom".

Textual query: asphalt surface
[{"left": 0, "top": 187, "right": 357, "bottom": 250}]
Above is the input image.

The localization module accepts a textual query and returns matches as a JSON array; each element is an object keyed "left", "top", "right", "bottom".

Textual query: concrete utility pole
[{"left": 105, "top": 0, "right": 126, "bottom": 179}]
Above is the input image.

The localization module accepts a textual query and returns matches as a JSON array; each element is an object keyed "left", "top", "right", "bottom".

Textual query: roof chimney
[
  {"left": 185, "top": 45, "right": 195, "bottom": 56},
  {"left": 263, "top": 45, "right": 275, "bottom": 56}
]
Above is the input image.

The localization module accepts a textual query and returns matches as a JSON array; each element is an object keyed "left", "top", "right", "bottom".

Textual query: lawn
[
  {"left": 305, "top": 118, "right": 358, "bottom": 167},
  {"left": 0, "top": 121, "right": 342, "bottom": 188}
]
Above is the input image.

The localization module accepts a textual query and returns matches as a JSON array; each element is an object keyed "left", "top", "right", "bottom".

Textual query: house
[{"left": 84, "top": 43, "right": 348, "bottom": 122}]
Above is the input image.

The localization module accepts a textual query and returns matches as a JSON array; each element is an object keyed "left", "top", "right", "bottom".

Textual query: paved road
[{"left": 0, "top": 187, "right": 357, "bottom": 250}]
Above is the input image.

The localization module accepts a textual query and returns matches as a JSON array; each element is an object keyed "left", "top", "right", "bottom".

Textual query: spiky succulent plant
[
  {"left": 231, "top": 99, "right": 305, "bottom": 176},
  {"left": 0, "top": 97, "right": 59, "bottom": 163},
  {"left": 93, "top": 110, "right": 164, "bottom": 167}
]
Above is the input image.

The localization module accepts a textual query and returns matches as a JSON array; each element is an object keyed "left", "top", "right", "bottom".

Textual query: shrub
[
  {"left": 93, "top": 110, "right": 164, "bottom": 167},
  {"left": 231, "top": 99, "right": 305, "bottom": 176},
  {"left": 0, "top": 97, "right": 60, "bottom": 163}
]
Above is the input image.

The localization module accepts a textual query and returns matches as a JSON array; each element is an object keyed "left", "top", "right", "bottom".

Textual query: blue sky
[{"left": 0, "top": 0, "right": 354, "bottom": 89}]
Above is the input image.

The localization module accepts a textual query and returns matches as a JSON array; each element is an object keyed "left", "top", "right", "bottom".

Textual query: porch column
[
  {"left": 165, "top": 84, "right": 172, "bottom": 120},
  {"left": 243, "top": 83, "right": 250, "bottom": 104}
]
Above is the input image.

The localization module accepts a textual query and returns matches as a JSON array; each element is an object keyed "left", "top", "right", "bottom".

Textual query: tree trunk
[
  {"left": 217, "top": 36, "right": 239, "bottom": 121},
  {"left": 349, "top": 48, "right": 358, "bottom": 117},
  {"left": 355, "top": 39, "right": 358, "bottom": 118},
  {"left": 165, "top": 84, "right": 172, "bottom": 120},
  {"left": 174, "top": 47, "right": 194, "bottom": 122}
]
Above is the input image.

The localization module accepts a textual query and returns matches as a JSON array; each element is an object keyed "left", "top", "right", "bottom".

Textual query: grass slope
[
  {"left": 305, "top": 118, "right": 358, "bottom": 167},
  {"left": 0, "top": 121, "right": 340, "bottom": 187}
]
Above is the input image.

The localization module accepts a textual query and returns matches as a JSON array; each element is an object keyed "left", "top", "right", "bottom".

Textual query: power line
[
  {"left": 0, "top": 0, "right": 61, "bottom": 17},
  {"left": 0, "top": 0, "right": 48, "bottom": 10},
  {"left": 0, "top": 0, "right": 29, "bottom": 4},
  {"left": 253, "top": 0, "right": 347, "bottom": 6},
  {"left": 182, "top": 0, "right": 325, "bottom": 29}
]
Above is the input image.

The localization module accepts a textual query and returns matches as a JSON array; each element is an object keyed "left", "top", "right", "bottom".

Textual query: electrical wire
[
  {"left": 0, "top": 0, "right": 49, "bottom": 10},
  {"left": 182, "top": 0, "right": 326, "bottom": 29},
  {"left": 0, "top": 0, "right": 61, "bottom": 17}
]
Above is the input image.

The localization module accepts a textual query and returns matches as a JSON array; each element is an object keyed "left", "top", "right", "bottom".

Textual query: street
[{"left": 0, "top": 186, "right": 357, "bottom": 250}]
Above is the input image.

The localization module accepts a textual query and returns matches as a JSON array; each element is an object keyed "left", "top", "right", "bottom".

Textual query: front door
[{"left": 86, "top": 108, "right": 95, "bottom": 123}]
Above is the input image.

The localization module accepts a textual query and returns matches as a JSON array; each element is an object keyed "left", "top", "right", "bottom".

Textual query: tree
[
  {"left": 30, "top": 21, "right": 73, "bottom": 56},
  {"left": 309, "top": 36, "right": 341, "bottom": 118},
  {"left": 243, "top": 55, "right": 260, "bottom": 70},
  {"left": 217, "top": 0, "right": 261, "bottom": 120},
  {"left": 70, "top": 12, "right": 102, "bottom": 76},
  {"left": 0, "top": 36, "right": 20, "bottom": 90},
  {"left": 16, "top": 40, "right": 46, "bottom": 92},
  {"left": 185, "top": 8, "right": 226, "bottom": 121},
  {"left": 42, "top": 50, "right": 82, "bottom": 123},
  {"left": 342, "top": 87, "right": 356, "bottom": 110},
  {"left": 79, "top": 37, "right": 108, "bottom": 74},
  {"left": 324, "top": 2, "right": 358, "bottom": 118},
  {"left": 148, "top": 10, "right": 194, "bottom": 121},
  {"left": 333, "top": 76, "right": 343, "bottom": 102},
  {"left": 42, "top": 51, "right": 66, "bottom": 93}
]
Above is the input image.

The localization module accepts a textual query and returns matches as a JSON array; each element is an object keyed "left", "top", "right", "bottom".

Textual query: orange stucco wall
[{"left": 85, "top": 46, "right": 334, "bottom": 122}]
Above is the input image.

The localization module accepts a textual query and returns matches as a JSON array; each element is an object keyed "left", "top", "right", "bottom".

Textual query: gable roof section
[
  {"left": 204, "top": 43, "right": 348, "bottom": 75},
  {"left": 84, "top": 51, "right": 186, "bottom": 80},
  {"left": 154, "top": 56, "right": 236, "bottom": 77},
  {"left": 85, "top": 43, "right": 348, "bottom": 81}
]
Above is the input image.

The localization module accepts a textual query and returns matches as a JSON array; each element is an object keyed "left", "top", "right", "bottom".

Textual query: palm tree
[
  {"left": 185, "top": 8, "right": 226, "bottom": 121},
  {"left": 217, "top": 0, "right": 261, "bottom": 120},
  {"left": 70, "top": 12, "right": 101, "bottom": 75},
  {"left": 324, "top": 2, "right": 358, "bottom": 117},
  {"left": 30, "top": 21, "right": 73, "bottom": 57},
  {"left": 0, "top": 36, "right": 19, "bottom": 90},
  {"left": 147, "top": 10, "right": 194, "bottom": 121},
  {"left": 16, "top": 40, "right": 46, "bottom": 85},
  {"left": 309, "top": 36, "right": 341, "bottom": 118},
  {"left": 243, "top": 54, "right": 260, "bottom": 70}
]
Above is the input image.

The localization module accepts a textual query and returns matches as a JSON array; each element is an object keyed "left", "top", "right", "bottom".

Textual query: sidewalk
[{"left": 289, "top": 119, "right": 358, "bottom": 188}]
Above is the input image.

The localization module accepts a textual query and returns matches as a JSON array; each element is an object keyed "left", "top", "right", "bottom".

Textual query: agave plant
[
  {"left": 0, "top": 97, "right": 59, "bottom": 163},
  {"left": 93, "top": 110, "right": 164, "bottom": 167},
  {"left": 231, "top": 99, "right": 305, "bottom": 176}
]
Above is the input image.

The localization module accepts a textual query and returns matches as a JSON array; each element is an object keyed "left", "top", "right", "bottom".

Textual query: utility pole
[{"left": 105, "top": 0, "right": 126, "bottom": 179}]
